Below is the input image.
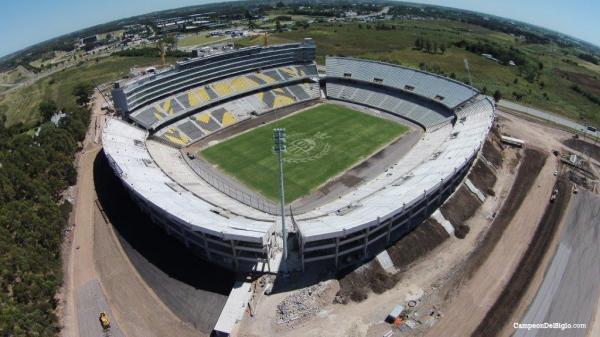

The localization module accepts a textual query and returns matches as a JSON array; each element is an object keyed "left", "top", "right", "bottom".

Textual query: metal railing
[{"left": 182, "top": 154, "right": 280, "bottom": 215}]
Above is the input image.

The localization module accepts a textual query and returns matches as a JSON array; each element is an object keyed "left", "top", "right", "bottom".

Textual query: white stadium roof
[
  {"left": 102, "top": 96, "right": 493, "bottom": 244},
  {"left": 102, "top": 118, "right": 275, "bottom": 244}
]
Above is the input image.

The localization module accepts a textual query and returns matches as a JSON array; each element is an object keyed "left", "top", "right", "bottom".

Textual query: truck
[
  {"left": 99, "top": 312, "right": 110, "bottom": 330},
  {"left": 500, "top": 135, "right": 525, "bottom": 148}
]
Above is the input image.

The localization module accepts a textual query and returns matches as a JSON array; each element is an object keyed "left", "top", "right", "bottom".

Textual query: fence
[{"left": 183, "top": 154, "right": 281, "bottom": 215}]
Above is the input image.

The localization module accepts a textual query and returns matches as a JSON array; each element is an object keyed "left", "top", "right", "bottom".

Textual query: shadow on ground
[{"left": 93, "top": 151, "right": 235, "bottom": 333}]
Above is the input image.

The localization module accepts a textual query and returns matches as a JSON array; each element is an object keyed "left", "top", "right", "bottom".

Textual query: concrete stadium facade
[{"left": 102, "top": 42, "right": 494, "bottom": 272}]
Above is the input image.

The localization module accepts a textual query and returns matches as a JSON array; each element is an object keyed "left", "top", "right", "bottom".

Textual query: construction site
[{"left": 54, "top": 77, "right": 600, "bottom": 337}]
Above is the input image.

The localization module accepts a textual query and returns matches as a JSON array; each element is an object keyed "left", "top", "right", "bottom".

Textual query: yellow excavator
[{"left": 99, "top": 312, "right": 110, "bottom": 330}]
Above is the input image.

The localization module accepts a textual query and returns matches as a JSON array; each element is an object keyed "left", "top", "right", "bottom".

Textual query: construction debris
[{"left": 276, "top": 281, "right": 334, "bottom": 325}]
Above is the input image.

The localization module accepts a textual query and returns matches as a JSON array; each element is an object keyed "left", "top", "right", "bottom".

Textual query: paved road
[
  {"left": 76, "top": 279, "right": 125, "bottom": 337},
  {"left": 514, "top": 191, "right": 600, "bottom": 337},
  {"left": 498, "top": 100, "right": 600, "bottom": 138}
]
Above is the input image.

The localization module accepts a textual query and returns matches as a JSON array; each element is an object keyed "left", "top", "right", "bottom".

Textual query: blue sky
[{"left": 0, "top": 0, "right": 599, "bottom": 58}]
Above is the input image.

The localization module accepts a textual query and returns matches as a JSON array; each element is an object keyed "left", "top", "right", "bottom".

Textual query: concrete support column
[
  {"left": 363, "top": 227, "right": 371, "bottom": 257},
  {"left": 386, "top": 218, "right": 393, "bottom": 243},
  {"left": 300, "top": 239, "right": 305, "bottom": 272},
  {"left": 334, "top": 237, "right": 340, "bottom": 269},
  {"left": 202, "top": 232, "right": 212, "bottom": 261},
  {"left": 230, "top": 240, "right": 239, "bottom": 271}
]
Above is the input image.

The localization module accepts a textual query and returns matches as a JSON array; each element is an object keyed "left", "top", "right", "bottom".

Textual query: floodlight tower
[{"left": 273, "top": 128, "right": 288, "bottom": 261}]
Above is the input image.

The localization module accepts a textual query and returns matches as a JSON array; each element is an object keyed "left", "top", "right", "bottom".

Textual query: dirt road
[
  {"left": 62, "top": 92, "right": 203, "bottom": 337},
  {"left": 423, "top": 150, "right": 555, "bottom": 337}
]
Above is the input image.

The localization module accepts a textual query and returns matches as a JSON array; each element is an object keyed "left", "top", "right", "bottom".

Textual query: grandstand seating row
[
  {"left": 130, "top": 64, "right": 318, "bottom": 130},
  {"left": 155, "top": 82, "right": 320, "bottom": 147},
  {"left": 326, "top": 81, "right": 453, "bottom": 129},
  {"left": 326, "top": 57, "right": 478, "bottom": 109},
  {"left": 112, "top": 40, "right": 316, "bottom": 114}
]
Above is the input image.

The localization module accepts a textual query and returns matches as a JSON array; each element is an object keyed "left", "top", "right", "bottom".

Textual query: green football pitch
[{"left": 200, "top": 104, "right": 408, "bottom": 203}]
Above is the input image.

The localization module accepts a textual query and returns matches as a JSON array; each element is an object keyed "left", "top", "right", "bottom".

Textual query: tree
[
  {"left": 425, "top": 40, "right": 432, "bottom": 53},
  {"left": 493, "top": 89, "right": 502, "bottom": 103},
  {"left": 275, "top": 19, "right": 283, "bottom": 32},
  {"left": 39, "top": 100, "right": 58, "bottom": 121},
  {"left": 72, "top": 83, "right": 94, "bottom": 106}
]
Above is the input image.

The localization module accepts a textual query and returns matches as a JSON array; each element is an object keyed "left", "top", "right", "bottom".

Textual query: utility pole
[{"left": 273, "top": 128, "right": 287, "bottom": 261}]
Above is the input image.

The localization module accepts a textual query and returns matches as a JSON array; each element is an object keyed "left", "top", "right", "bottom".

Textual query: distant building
[{"left": 155, "top": 12, "right": 215, "bottom": 32}]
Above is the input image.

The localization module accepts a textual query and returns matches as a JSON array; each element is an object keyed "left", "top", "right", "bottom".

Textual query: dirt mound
[
  {"left": 440, "top": 185, "right": 482, "bottom": 235},
  {"left": 335, "top": 218, "right": 449, "bottom": 304},
  {"left": 562, "top": 138, "right": 600, "bottom": 162},
  {"left": 483, "top": 137, "right": 504, "bottom": 169},
  {"left": 468, "top": 160, "right": 497, "bottom": 196},
  {"left": 336, "top": 262, "right": 400, "bottom": 304}
]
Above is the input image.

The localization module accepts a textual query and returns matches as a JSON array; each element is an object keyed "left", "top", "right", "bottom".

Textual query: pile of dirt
[
  {"left": 562, "top": 138, "right": 600, "bottom": 162},
  {"left": 472, "top": 178, "right": 570, "bottom": 337},
  {"left": 468, "top": 160, "right": 497, "bottom": 196},
  {"left": 568, "top": 170, "right": 594, "bottom": 190},
  {"left": 387, "top": 218, "right": 449, "bottom": 269},
  {"left": 440, "top": 185, "right": 482, "bottom": 236},
  {"left": 335, "top": 218, "right": 449, "bottom": 304},
  {"left": 336, "top": 262, "right": 399, "bottom": 304},
  {"left": 483, "top": 136, "right": 502, "bottom": 168},
  {"left": 444, "top": 148, "right": 548, "bottom": 297},
  {"left": 276, "top": 280, "right": 337, "bottom": 325}
]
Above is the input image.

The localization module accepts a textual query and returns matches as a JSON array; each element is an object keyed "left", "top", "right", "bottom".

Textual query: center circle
[{"left": 284, "top": 132, "right": 330, "bottom": 164}]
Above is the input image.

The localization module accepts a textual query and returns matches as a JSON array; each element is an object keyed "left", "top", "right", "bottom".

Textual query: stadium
[{"left": 103, "top": 38, "right": 494, "bottom": 272}]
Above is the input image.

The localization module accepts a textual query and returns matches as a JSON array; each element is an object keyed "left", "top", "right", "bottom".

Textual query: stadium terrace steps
[
  {"left": 154, "top": 83, "right": 320, "bottom": 147},
  {"left": 326, "top": 81, "right": 453, "bottom": 129},
  {"left": 112, "top": 40, "right": 316, "bottom": 114},
  {"left": 326, "top": 57, "right": 478, "bottom": 109},
  {"left": 129, "top": 63, "right": 318, "bottom": 130},
  {"left": 295, "top": 96, "right": 494, "bottom": 254}
]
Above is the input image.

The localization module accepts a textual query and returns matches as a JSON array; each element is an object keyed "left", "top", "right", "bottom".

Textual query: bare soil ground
[
  {"left": 483, "top": 127, "right": 505, "bottom": 168},
  {"left": 386, "top": 218, "right": 449, "bottom": 271},
  {"left": 94, "top": 152, "right": 233, "bottom": 334},
  {"left": 420, "top": 145, "right": 552, "bottom": 337},
  {"left": 336, "top": 218, "right": 448, "bottom": 303},
  {"left": 440, "top": 185, "right": 482, "bottom": 232},
  {"left": 468, "top": 160, "right": 498, "bottom": 195},
  {"left": 445, "top": 149, "right": 547, "bottom": 291},
  {"left": 472, "top": 178, "right": 571, "bottom": 337},
  {"left": 62, "top": 92, "right": 205, "bottom": 337},
  {"left": 562, "top": 138, "right": 600, "bottom": 162}
]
